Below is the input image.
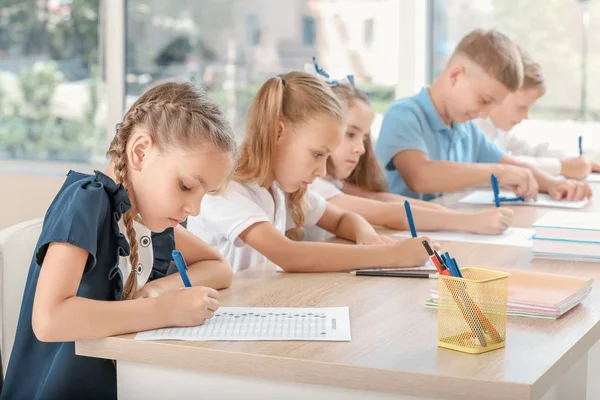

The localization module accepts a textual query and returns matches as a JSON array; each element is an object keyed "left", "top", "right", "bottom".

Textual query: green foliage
[{"left": 0, "top": 62, "right": 103, "bottom": 161}]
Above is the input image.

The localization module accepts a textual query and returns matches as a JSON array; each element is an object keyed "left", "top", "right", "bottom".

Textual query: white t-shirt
[
  {"left": 474, "top": 117, "right": 564, "bottom": 176},
  {"left": 304, "top": 177, "right": 346, "bottom": 242},
  {"left": 309, "top": 177, "right": 344, "bottom": 200},
  {"left": 187, "top": 180, "right": 327, "bottom": 273}
]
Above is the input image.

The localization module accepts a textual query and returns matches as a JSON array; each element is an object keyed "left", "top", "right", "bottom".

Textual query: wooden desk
[{"left": 76, "top": 190, "right": 600, "bottom": 400}]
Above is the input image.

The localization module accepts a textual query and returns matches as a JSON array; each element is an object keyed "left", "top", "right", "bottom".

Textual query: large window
[
  {"left": 0, "top": 0, "right": 105, "bottom": 162},
  {"left": 125, "top": 0, "right": 400, "bottom": 139},
  {"left": 430, "top": 0, "right": 596, "bottom": 122}
]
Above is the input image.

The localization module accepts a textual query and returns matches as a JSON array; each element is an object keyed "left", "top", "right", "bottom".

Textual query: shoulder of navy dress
[{"left": 35, "top": 170, "right": 133, "bottom": 271}]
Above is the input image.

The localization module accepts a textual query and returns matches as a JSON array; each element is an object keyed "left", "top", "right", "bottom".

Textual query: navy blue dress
[{"left": 1, "top": 170, "right": 175, "bottom": 400}]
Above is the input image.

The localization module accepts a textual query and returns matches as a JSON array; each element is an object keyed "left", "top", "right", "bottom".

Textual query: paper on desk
[
  {"left": 135, "top": 307, "right": 351, "bottom": 342},
  {"left": 459, "top": 190, "right": 589, "bottom": 209},
  {"left": 393, "top": 227, "right": 535, "bottom": 247},
  {"left": 586, "top": 173, "right": 600, "bottom": 183}
]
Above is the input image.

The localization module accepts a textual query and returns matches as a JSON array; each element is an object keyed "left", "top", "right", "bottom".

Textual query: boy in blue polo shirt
[{"left": 376, "top": 29, "right": 591, "bottom": 201}]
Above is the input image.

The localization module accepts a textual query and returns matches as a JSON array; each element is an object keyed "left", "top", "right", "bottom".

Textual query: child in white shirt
[
  {"left": 475, "top": 48, "right": 600, "bottom": 180},
  {"left": 188, "top": 72, "right": 439, "bottom": 273}
]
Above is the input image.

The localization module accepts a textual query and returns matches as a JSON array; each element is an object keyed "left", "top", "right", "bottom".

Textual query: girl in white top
[
  {"left": 187, "top": 72, "right": 439, "bottom": 273},
  {"left": 306, "top": 81, "right": 514, "bottom": 240},
  {"left": 474, "top": 48, "right": 600, "bottom": 180}
]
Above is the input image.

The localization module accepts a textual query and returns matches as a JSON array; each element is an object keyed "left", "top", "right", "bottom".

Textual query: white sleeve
[
  {"left": 303, "top": 189, "right": 327, "bottom": 228},
  {"left": 308, "top": 178, "right": 342, "bottom": 200},
  {"left": 512, "top": 155, "right": 562, "bottom": 176},
  {"left": 503, "top": 130, "right": 565, "bottom": 158},
  {"left": 197, "top": 182, "right": 271, "bottom": 245}
]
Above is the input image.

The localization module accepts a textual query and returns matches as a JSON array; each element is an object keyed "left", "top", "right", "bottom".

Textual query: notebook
[
  {"left": 427, "top": 267, "right": 593, "bottom": 319},
  {"left": 533, "top": 211, "right": 600, "bottom": 242},
  {"left": 532, "top": 237, "right": 600, "bottom": 261},
  {"left": 352, "top": 260, "right": 437, "bottom": 274}
]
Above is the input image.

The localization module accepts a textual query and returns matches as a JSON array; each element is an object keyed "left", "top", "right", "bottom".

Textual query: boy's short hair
[
  {"left": 519, "top": 47, "right": 545, "bottom": 92},
  {"left": 451, "top": 29, "right": 523, "bottom": 91}
]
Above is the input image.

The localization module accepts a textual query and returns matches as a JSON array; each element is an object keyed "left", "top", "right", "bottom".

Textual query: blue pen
[
  {"left": 491, "top": 174, "right": 501, "bottom": 207},
  {"left": 444, "top": 252, "right": 459, "bottom": 277},
  {"left": 491, "top": 174, "right": 525, "bottom": 206},
  {"left": 172, "top": 250, "right": 192, "bottom": 288},
  {"left": 404, "top": 200, "right": 417, "bottom": 238},
  {"left": 451, "top": 257, "right": 463, "bottom": 278},
  {"left": 579, "top": 135, "right": 583, "bottom": 156}
]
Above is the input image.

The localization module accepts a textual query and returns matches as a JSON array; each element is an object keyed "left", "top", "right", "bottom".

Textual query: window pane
[
  {"left": 430, "top": 0, "right": 588, "bottom": 121},
  {"left": 302, "top": 16, "right": 316, "bottom": 46},
  {"left": 125, "top": 0, "right": 397, "bottom": 139},
  {"left": 364, "top": 18, "right": 374, "bottom": 46},
  {"left": 0, "top": 0, "right": 106, "bottom": 162}
]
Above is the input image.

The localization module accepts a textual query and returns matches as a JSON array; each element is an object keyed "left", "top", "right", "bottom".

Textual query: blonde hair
[
  {"left": 451, "top": 29, "right": 523, "bottom": 91},
  {"left": 329, "top": 83, "right": 388, "bottom": 192},
  {"left": 519, "top": 47, "right": 545, "bottom": 93},
  {"left": 234, "top": 72, "right": 344, "bottom": 240},
  {"left": 107, "top": 82, "right": 235, "bottom": 300}
]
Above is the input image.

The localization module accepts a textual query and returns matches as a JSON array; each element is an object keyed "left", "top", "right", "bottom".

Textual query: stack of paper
[
  {"left": 532, "top": 211, "right": 600, "bottom": 262},
  {"left": 426, "top": 267, "right": 592, "bottom": 319}
]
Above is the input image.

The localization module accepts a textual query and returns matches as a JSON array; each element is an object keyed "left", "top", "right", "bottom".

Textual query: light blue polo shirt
[{"left": 375, "top": 87, "right": 504, "bottom": 200}]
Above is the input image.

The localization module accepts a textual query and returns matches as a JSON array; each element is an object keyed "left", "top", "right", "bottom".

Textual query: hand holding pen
[{"left": 494, "top": 165, "right": 538, "bottom": 201}]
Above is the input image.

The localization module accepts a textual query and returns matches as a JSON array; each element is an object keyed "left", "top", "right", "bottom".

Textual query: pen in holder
[{"left": 437, "top": 267, "right": 509, "bottom": 354}]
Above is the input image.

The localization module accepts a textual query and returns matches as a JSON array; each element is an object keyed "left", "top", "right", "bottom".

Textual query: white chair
[{"left": 0, "top": 218, "right": 43, "bottom": 378}]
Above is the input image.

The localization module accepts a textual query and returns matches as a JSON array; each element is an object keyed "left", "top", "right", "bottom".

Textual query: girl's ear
[
  {"left": 128, "top": 130, "right": 154, "bottom": 171},
  {"left": 276, "top": 120, "right": 286, "bottom": 143}
]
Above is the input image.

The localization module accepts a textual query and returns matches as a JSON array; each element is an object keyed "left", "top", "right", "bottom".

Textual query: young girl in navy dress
[{"left": 2, "top": 82, "right": 236, "bottom": 400}]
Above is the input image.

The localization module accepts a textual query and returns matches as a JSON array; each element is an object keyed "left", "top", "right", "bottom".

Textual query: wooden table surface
[{"left": 77, "top": 187, "right": 600, "bottom": 400}]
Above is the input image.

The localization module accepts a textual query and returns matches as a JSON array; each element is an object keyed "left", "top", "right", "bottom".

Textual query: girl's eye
[
  {"left": 347, "top": 132, "right": 355, "bottom": 139},
  {"left": 180, "top": 182, "right": 191, "bottom": 191},
  {"left": 314, "top": 153, "right": 324, "bottom": 160}
]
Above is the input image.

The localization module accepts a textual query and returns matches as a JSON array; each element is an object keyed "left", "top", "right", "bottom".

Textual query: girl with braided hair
[{"left": 2, "top": 82, "right": 236, "bottom": 400}]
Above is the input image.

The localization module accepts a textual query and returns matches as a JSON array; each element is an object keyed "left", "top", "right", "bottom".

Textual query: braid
[
  {"left": 108, "top": 129, "right": 139, "bottom": 300},
  {"left": 106, "top": 81, "right": 236, "bottom": 299}
]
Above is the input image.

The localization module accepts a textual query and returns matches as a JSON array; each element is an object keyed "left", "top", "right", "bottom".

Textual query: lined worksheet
[{"left": 135, "top": 307, "right": 351, "bottom": 341}]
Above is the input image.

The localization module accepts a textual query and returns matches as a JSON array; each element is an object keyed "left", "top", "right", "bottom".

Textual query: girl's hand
[
  {"left": 386, "top": 236, "right": 440, "bottom": 268},
  {"left": 466, "top": 208, "right": 514, "bottom": 235},
  {"left": 158, "top": 286, "right": 220, "bottom": 327}
]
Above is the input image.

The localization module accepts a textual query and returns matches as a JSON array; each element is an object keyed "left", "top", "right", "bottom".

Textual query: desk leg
[
  {"left": 539, "top": 352, "right": 588, "bottom": 400},
  {"left": 117, "top": 361, "right": 434, "bottom": 400},
  {"left": 587, "top": 339, "right": 600, "bottom": 399}
]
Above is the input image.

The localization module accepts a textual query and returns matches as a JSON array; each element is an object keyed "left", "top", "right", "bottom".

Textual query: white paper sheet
[
  {"left": 459, "top": 190, "right": 589, "bottom": 209},
  {"left": 586, "top": 173, "right": 600, "bottom": 183},
  {"left": 393, "top": 227, "right": 535, "bottom": 247},
  {"left": 135, "top": 307, "right": 351, "bottom": 341}
]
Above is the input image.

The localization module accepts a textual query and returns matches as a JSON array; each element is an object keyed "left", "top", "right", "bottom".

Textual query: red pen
[{"left": 422, "top": 241, "right": 451, "bottom": 276}]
